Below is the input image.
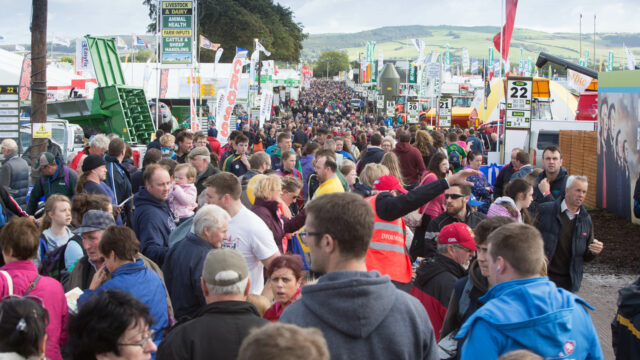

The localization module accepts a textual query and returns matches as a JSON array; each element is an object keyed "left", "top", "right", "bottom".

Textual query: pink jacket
[
  {"left": 0, "top": 260, "right": 68, "bottom": 360},
  {"left": 418, "top": 171, "right": 445, "bottom": 217},
  {"left": 168, "top": 183, "right": 197, "bottom": 219}
]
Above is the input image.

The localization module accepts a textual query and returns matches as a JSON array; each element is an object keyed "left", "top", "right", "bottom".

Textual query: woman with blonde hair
[
  {"left": 380, "top": 152, "right": 405, "bottom": 188},
  {"left": 251, "top": 175, "right": 306, "bottom": 253}
]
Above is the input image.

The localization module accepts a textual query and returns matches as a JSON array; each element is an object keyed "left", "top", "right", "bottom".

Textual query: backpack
[
  {"left": 40, "top": 165, "right": 71, "bottom": 192},
  {"left": 448, "top": 149, "right": 462, "bottom": 171},
  {"left": 39, "top": 234, "right": 82, "bottom": 282}
]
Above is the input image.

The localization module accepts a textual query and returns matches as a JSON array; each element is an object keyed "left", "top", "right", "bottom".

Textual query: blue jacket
[
  {"left": 78, "top": 259, "right": 169, "bottom": 346},
  {"left": 133, "top": 188, "right": 176, "bottom": 266},
  {"left": 104, "top": 155, "right": 133, "bottom": 224},
  {"left": 162, "top": 232, "right": 212, "bottom": 320},
  {"left": 357, "top": 146, "right": 385, "bottom": 174},
  {"left": 456, "top": 277, "right": 603, "bottom": 360}
]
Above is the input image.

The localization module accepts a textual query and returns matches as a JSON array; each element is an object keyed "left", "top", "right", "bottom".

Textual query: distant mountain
[{"left": 302, "top": 25, "right": 640, "bottom": 68}]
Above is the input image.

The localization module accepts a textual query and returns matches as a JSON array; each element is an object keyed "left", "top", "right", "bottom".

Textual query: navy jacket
[
  {"left": 0, "top": 152, "right": 29, "bottom": 210},
  {"left": 357, "top": 146, "right": 385, "bottom": 174},
  {"left": 535, "top": 197, "right": 595, "bottom": 292},
  {"left": 162, "top": 232, "right": 213, "bottom": 320},
  {"left": 531, "top": 167, "right": 568, "bottom": 216},
  {"left": 133, "top": 188, "right": 176, "bottom": 266}
]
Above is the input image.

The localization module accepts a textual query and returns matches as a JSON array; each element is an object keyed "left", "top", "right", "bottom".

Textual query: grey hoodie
[{"left": 280, "top": 271, "right": 438, "bottom": 360}]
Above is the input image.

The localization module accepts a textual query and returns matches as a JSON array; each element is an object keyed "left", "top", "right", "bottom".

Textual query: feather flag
[{"left": 255, "top": 40, "right": 271, "bottom": 57}]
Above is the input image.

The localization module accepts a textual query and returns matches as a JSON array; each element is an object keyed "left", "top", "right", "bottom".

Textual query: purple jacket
[
  {"left": 251, "top": 197, "right": 306, "bottom": 253},
  {"left": 0, "top": 260, "right": 68, "bottom": 360}
]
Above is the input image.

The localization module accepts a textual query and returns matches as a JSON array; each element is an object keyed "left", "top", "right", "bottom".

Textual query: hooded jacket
[
  {"left": 393, "top": 142, "right": 426, "bottom": 184},
  {"left": 531, "top": 166, "right": 569, "bottom": 216},
  {"left": 0, "top": 151, "right": 29, "bottom": 209},
  {"left": 357, "top": 146, "right": 385, "bottom": 174},
  {"left": 411, "top": 254, "right": 467, "bottom": 341},
  {"left": 612, "top": 276, "right": 640, "bottom": 359},
  {"left": 439, "top": 260, "right": 488, "bottom": 339},
  {"left": 456, "top": 277, "right": 604, "bottom": 360},
  {"left": 133, "top": 188, "right": 176, "bottom": 266},
  {"left": 26, "top": 158, "right": 78, "bottom": 215},
  {"left": 280, "top": 271, "right": 438, "bottom": 360},
  {"left": 157, "top": 301, "right": 267, "bottom": 360},
  {"left": 487, "top": 196, "right": 522, "bottom": 223}
]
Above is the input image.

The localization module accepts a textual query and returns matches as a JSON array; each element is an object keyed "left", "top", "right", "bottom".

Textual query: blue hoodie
[
  {"left": 456, "top": 277, "right": 604, "bottom": 359},
  {"left": 133, "top": 188, "right": 176, "bottom": 266}
]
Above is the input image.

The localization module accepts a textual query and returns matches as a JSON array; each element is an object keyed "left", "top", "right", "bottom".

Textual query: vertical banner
[
  {"left": 608, "top": 51, "right": 614, "bottom": 72},
  {"left": 160, "top": 0, "right": 194, "bottom": 65},
  {"left": 444, "top": 44, "right": 451, "bottom": 73},
  {"left": 624, "top": 44, "right": 636, "bottom": 70},
  {"left": 75, "top": 38, "right": 93, "bottom": 73},
  {"left": 462, "top": 48, "right": 470, "bottom": 73},
  {"left": 259, "top": 90, "right": 273, "bottom": 128},
  {"left": 18, "top": 54, "right": 32, "bottom": 101},
  {"left": 159, "top": 69, "right": 170, "bottom": 98},
  {"left": 471, "top": 58, "right": 478, "bottom": 75},
  {"left": 585, "top": 49, "right": 590, "bottom": 67},
  {"left": 408, "top": 64, "right": 417, "bottom": 83},
  {"left": 189, "top": 69, "right": 199, "bottom": 131},
  {"left": 214, "top": 48, "right": 224, "bottom": 65},
  {"left": 371, "top": 61, "right": 377, "bottom": 83},
  {"left": 378, "top": 49, "right": 384, "bottom": 71},
  {"left": 217, "top": 52, "right": 246, "bottom": 145}
]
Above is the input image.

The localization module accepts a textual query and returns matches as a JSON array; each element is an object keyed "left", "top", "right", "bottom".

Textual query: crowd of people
[{"left": 0, "top": 78, "right": 636, "bottom": 359}]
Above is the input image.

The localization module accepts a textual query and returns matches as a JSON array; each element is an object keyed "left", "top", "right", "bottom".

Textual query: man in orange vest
[{"left": 365, "top": 175, "right": 413, "bottom": 290}]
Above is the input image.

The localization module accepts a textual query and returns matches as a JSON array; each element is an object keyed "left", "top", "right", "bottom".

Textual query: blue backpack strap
[{"left": 39, "top": 234, "right": 48, "bottom": 263}]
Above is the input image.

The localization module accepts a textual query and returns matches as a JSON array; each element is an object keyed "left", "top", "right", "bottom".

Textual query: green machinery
[{"left": 46, "top": 35, "right": 155, "bottom": 144}]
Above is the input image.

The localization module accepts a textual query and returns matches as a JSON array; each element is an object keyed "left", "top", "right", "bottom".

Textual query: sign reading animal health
[
  {"left": 161, "top": 0, "right": 194, "bottom": 65},
  {"left": 505, "top": 77, "right": 532, "bottom": 129}
]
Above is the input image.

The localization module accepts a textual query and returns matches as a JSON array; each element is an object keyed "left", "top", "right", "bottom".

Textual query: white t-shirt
[{"left": 222, "top": 206, "right": 279, "bottom": 295}]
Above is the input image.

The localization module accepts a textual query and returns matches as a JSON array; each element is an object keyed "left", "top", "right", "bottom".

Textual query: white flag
[
  {"left": 411, "top": 38, "right": 426, "bottom": 66},
  {"left": 567, "top": 69, "right": 593, "bottom": 93},
  {"left": 116, "top": 37, "right": 128, "bottom": 50},
  {"left": 378, "top": 49, "right": 384, "bottom": 71},
  {"left": 15, "top": 44, "right": 25, "bottom": 51},
  {"left": 250, "top": 50, "right": 260, "bottom": 82},
  {"left": 462, "top": 48, "right": 470, "bottom": 72},
  {"left": 624, "top": 44, "right": 636, "bottom": 71},
  {"left": 255, "top": 40, "right": 271, "bottom": 57},
  {"left": 52, "top": 36, "right": 70, "bottom": 47},
  {"left": 214, "top": 48, "right": 224, "bottom": 65}
]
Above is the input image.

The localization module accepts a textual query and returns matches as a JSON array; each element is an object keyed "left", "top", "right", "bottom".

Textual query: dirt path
[{"left": 577, "top": 265, "right": 637, "bottom": 360}]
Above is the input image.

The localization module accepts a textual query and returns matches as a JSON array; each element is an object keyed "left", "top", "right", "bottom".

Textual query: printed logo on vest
[{"left": 563, "top": 340, "right": 575, "bottom": 355}]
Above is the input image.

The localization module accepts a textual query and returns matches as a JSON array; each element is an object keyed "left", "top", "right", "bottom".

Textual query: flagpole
[
  {"left": 155, "top": 0, "right": 160, "bottom": 130},
  {"left": 497, "top": 0, "right": 504, "bottom": 156}
]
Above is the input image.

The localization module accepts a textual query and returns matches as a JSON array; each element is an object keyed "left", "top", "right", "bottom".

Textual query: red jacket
[
  {"left": 0, "top": 260, "right": 69, "bottom": 360},
  {"left": 207, "top": 136, "right": 223, "bottom": 156},
  {"left": 393, "top": 142, "right": 426, "bottom": 185}
]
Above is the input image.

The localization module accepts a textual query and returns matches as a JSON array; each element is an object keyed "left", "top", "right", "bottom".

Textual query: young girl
[
  {"left": 168, "top": 163, "right": 198, "bottom": 223},
  {"left": 38, "top": 194, "right": 84, "bottom": 270},
  {"left": 160, "top": 133, "right": 177, "bottom": 160},
  {"left": 487, "top": 178, "right": 534, "bottom": 224}
]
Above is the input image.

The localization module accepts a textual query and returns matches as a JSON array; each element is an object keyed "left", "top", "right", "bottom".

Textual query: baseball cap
[
  {"left": 36, "top": 152, "right": 56, "bottom": 169},
  {"left": 468, "top": 194, "right": 484, "bottom": 207},
  {"left": 73, "top": 210, "right": 116, "bottom": 234},
  {"left": 437, "top": 222, "right": 477, "bottom": 251},
  {"left": 82, "top": 154, "right": 106, "bottom": 173},
  {"left": 372, "top": 175, "right": 408, "bottom": 194},
  {"left": 202, "top": 248, "right": 249, "bottom": 287},
  {"left": 188, "top": 146, "right": 210, "bottom": 160}
]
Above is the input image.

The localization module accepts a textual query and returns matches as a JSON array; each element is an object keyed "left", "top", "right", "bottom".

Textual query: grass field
[{"left": 303, "top": 25, "right": 640, "bottom": 70}]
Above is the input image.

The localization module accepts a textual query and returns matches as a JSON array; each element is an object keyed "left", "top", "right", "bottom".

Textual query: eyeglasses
[
  {"left": 444, "top": 194, "right": 465, "bottom": 200},
  {"left": 118, "top": 329, "right": 155, "bottom": 349},
  {"left": 299, "top": 231, "right": 324, "bottom": 244}
]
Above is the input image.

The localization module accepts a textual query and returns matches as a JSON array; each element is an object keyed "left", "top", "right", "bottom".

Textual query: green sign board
[
  {"left": 408, "top": 65, "right": 417, "bottom": 84},
  {"left": 161, "top": 0, "right": 194, "bottom": 65}
]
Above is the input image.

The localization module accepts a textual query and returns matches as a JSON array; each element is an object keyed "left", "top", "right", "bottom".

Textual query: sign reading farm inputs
[{"left": 161, "top": 1, "right": 194, "bottom": 65}]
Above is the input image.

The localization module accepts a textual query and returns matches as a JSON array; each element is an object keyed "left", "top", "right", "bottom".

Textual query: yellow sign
[
  {"left": 32, "top": 123, "right": 52, "bottom": 138},
  {"left": 187, "top": 76, "right": 201, "bottom": 84},
  {"left": 200, "top": 84, "right": 215, "bottom": 97},
  {"left": 162, "top": 29, "right": 192, "bottom": 37},
  {"left": 162, "top": 1, "right": 191, "bottom": 8}
]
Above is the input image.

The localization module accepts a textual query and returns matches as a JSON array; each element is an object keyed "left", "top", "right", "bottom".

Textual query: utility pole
[{"left": 31, "top": 0, "right": 48, "bottom": 161}]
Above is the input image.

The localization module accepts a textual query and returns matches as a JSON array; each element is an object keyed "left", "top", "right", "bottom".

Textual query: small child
[
  {"left": 168, "top": 163, "right": 197, "bottom": 222},
  {"left": 160, "top": 134, "right": 177, "bottom": 160}
]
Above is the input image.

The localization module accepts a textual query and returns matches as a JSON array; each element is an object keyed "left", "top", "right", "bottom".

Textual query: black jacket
[
  {"left": 195, "top": 164, "right": 220, "bottom": 195},
  {"left": 531, "top": 167, "right": 569, "bottom": 216},
  {"left": 157, "top": 301, "right": 268, "bottom": 360},
  {"left": 356, "top": 146, "right": 385, "bottom": 174},
  {"left": 492, "top": 163, "right": 515, "bottom": 198},
  {"left": 375, "top": 179, "right": 449, "bottom": 221},
  {"left": 535, "top": 197, "right": 595, "bottom": 292},
  {"left": 411, "top": 206, "right": 487, "bottom": 260},
  {"left": 612, "top": 276, "right": 640, "bottom": 360},
  {"left": 104, "top": 155, "right": 133, "bottom": 225}
]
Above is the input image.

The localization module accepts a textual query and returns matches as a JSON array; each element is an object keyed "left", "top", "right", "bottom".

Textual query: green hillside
[{"left": 303, "top": 25, "right": 640, "bottom": 70}]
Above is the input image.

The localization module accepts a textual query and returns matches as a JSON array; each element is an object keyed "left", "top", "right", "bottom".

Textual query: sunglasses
[{"left": 444, "top": 193, "right": 465, "bottom": 200}]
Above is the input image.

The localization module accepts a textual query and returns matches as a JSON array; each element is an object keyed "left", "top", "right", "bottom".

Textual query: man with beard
[
  {"left": 415, "top": 185, "right": 487, "bottom": 259},
  {"left": 410, "top": 223, "right": 477, "bottom": 341}
]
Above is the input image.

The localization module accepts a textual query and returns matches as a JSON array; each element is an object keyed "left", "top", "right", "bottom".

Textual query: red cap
[
  {"left": 372, "top": 175, "right": 408, "bottom": 194},
  {"left": 437, "top": 223, "right": 477, "bottom": 251}
]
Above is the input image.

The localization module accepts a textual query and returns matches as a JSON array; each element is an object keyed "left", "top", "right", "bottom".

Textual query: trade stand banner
[
  {"left": 217, "top": 52, "right": 246, "bottom": 145},
  {"left": 597, "top": 70, "right": 640, "bottom": 223},
  {"left": 259, "top": 90, "right": 273, "bottom": 128}
]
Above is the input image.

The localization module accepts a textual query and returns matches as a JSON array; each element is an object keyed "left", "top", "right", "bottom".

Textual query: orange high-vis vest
[{"left": 364, "top": 194, "right": 412, "bottom": 283}]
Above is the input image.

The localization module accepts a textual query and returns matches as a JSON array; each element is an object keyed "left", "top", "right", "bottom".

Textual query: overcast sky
[{"left": 0, "top": 0, "right": 638, "bottom": 44}]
